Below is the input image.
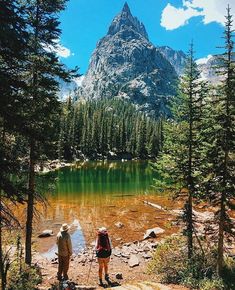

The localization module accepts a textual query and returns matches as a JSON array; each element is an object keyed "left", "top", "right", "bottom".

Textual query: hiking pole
[{"left": 86, "top": 246, "right": 95, "bottom": 283}]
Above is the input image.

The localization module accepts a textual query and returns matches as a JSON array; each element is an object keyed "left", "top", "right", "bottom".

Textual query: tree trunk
[
  {"left": 188, "top": 59, "right": 194, "bottom": 260},
  {"left": 0, "top": 192, "right": 6, "bottom": 290},
  {"left": 187, "top": 191, "right": 193, "bottom": 259},
  {"left": 217, "top": 192, "right": 225, "bottom": 276},
  {"left": 25, "top": 140, "right": 35, "bottom": 265}
]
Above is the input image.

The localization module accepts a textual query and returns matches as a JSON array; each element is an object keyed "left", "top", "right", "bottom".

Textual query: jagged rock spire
[
  {"left": 122, "top": 2, "right": 131, "bottom": 13},
  {"left": 108, "top": 2, "right": 149, "bottom": 40},
  {"left": 78, "top": 2, "right": 178, "bottom": 115}
]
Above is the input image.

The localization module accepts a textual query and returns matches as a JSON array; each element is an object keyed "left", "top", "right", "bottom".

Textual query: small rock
[
  {"left": 128, "top": 255, "right": 139, "bottom": 268},
  {"left": 121, "top": 252, "right": 130, "bottom": 258},
  {"left": 51, "top": 260, "right": 58, "bottom": 265},
  {"left": 116, "top": 273, "right": 123, "bottom": 279},
  {"left": 115, "top": 222, "right": 124, "bottom": 228},
  {"left": 123, "top": 242, "right": 131, "bottom": 247},
  {"left": 143, "top": 253, "right": 152, "bottom": 259}
]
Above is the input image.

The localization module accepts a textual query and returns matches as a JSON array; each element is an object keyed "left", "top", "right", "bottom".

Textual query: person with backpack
[{"left": 95, "top": 227, "right": 112, "bottom": 286}]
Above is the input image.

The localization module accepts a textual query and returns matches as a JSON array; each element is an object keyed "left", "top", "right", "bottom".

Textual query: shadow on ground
[{"left": 47, "top": 279, "right": 121, "bottom": 289}]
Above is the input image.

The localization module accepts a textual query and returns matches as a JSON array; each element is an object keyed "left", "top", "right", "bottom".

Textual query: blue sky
[{"left": 57, "top": 0, "right": 234, "bottom": 74}]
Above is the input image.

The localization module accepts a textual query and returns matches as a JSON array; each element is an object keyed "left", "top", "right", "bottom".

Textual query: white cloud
[
  {"left": 196, "top": 54, "right": 213, "bottom": 65},
  {"left": 161, "top": 3, "right": 202, "bottom": 30},
  {"left": 43, "top": 39, "right": 73, "bottom": 58},
  {"left": 54, "top": 43, "right": 72, "bottom": 58},
  {"left": 161, "top": 0, "right": 235, "bottom": 30}
]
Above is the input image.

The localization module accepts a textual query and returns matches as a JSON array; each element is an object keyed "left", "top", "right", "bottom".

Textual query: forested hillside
[{"left": 59, "top": 98, "right": 162, "bottom": 160}]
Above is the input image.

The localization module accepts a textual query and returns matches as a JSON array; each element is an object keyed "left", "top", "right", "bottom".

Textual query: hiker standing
[
  {"left": 95, "top": 227, "right": 112, "bottom": 286},
  {"left": 56, "top": 223, "right": 72, "bottom": 281}
]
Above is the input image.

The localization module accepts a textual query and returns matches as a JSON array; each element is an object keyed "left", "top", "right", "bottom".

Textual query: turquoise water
[{"left": 53, "top": 160, "right": 156, "bottom": 199}]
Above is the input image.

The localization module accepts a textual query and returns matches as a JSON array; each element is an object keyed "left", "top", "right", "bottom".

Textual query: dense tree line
[
  {"left": 58, "top": 98, "right": 162, "bottom": 160},
  {"left": 0, "top": 0, "right": 74, "bottom": 288},
  {"left": 154, "top": 6, "right": 235, "bottom": 286}
]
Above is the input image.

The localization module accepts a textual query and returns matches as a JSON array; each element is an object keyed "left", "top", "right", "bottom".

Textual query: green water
[
  {"left": 39, "top": 161, "right": 158, "bottom": 256},
  {"left": 53, "top": 160, "right": 157, "bottom": 199}
]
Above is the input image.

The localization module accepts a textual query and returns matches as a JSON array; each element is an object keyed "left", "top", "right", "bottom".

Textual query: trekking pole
[{"left": 86, "top": 245, "right": 95, "bottom": 283}]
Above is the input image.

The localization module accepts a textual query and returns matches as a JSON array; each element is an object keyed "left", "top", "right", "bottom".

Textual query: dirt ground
[{"left": 35, "top": 246, "right": 188, "bottom": 290}]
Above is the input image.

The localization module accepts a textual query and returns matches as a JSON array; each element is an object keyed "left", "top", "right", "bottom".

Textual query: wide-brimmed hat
[
  {"left": 98, "top": 226, "right": 107, "bottom": 234},
  {"left": 60, "top": 223, "right": 70, "bottom": 232}
]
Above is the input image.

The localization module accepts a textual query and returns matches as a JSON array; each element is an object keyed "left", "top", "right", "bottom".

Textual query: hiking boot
[
  {"left": 63, "top": 274, "right": 69, "bottom": 281},
  {"left": 99, "top": 278, "right": 104, "bottom": 287},
  {"left": 105, "top": 274, "right": 111, "bottom": 285}
]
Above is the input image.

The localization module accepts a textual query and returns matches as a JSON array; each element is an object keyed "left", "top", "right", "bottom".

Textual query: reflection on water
[
  {"left": 52, "top": 161, "right": 156, "bottom": 201},
  {"left": 42, "top": 220, "right": 85, "bottom": 259},
  {"left": 37, "top": 161, "right": 159, "bottom": 254}
]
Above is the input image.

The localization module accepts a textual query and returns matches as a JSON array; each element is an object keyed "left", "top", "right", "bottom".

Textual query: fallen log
[{"left": 143, "top": 201, "right": 166, "bottom": 211}]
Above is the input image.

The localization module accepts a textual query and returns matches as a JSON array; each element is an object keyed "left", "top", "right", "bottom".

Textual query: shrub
[
  {"left": 148, "top": 236, "right": 188, "bottom": 284},
  {"left": 222, "top": 257, "right": 235, "bottom": 289},
  {"left": 199, "top": 277, "right": 224, "bottom": 290},
  {"left": 7, "top": 263, "right": 42, "bottom": 290},
  {"left": 148, "top": 236, "right": 225, "bottom": 289}
]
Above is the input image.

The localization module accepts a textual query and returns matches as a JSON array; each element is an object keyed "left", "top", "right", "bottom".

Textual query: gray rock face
[
  {"left": 197, "top": 55, "right": 224, "bottom": 84},
  {"left": 79, "top": 3, "right": 178, "bottom": 115},
  {"left": 108, "top": 2, "right": 149, "bottom": 41},
  {"left": 157, "top": 46, "right": 187, "bottom": 75}
]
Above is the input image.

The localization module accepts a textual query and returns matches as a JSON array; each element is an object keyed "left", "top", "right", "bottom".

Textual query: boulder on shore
[
  {"left": 128, "top": 255, "right": 139, "bottom": 268},
  {"left": 144, "top": 227, "right": 165, "bottom": 239},
  {"left": 38, "top": 230, "right": 53, "bottom": 238}
]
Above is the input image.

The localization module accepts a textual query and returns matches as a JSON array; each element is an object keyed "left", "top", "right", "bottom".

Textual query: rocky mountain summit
[{"left": 78, "top": 3, "right": 178, "bottom": 115}]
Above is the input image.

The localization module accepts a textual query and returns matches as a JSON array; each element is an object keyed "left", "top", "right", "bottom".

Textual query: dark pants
[{"left": 57, "top": 255, "right": 70, "bottom": 280}]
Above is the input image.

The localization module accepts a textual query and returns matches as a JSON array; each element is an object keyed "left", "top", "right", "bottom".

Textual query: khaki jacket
[{"left": 57, "top": 231, "right": 72, "bottom": 257}]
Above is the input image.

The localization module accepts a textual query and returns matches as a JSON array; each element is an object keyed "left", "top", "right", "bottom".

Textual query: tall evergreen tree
[
  {"left": 21, "top": 0, "right": 72, "bottom": 265},
  {"left": 201, "top": 6, "right": 235, "bottom": 276},
  {"left": 0, "top": 1, "right": 27, "bottom": 288},
  {"left": 155, "top": 43, "right": 207, "bottom": 260}
]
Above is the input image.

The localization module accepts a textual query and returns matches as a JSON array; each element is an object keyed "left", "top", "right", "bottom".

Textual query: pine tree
[
  {"left": 21, "top": 0, "right": 72, "bottom": 265},
  {"left": 155, "top": 43, "right": 208, "bottom": 260},
  {"left": 201, "top": 6, "right": 235, "bottom": 276},
  {"left": 0, "top": 1, "right": 27, "bottom": 288}
]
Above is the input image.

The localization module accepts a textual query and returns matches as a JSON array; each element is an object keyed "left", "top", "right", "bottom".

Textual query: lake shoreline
[
  {"left": 35, "top": 233, "right": 189, "bottom": 290},
  {"left": 37, "top": 157, "right": 157, "bottom": 173}
]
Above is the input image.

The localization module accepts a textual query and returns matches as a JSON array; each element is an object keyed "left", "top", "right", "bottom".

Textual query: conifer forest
[{"left": 0, "top": 1, "right": 234, "bottom": 290}]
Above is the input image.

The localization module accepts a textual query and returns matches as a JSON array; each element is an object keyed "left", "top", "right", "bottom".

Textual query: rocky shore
[
  {"left": 35, "top": 229, "right": 193, "bottom": 290},
  {"left": 35, "top": 237, "right": 162, "bottom": 289}
]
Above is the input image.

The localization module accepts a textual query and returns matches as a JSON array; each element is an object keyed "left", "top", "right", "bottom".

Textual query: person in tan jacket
[{"left": 56, "top": 223, "right": 72, "bottom": 281}]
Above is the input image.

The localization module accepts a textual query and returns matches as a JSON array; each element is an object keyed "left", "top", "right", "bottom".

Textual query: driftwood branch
[{"left": 143, "top": 201, "right": 166, "bottom": 211}]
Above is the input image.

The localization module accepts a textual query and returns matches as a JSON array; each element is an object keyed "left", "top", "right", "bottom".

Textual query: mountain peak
[
  {"left": 107, "top": 3, "right": 149, "bottom": 40},
  {"left": 122, "top": 2, "right": 131, "bottom": 13}
]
